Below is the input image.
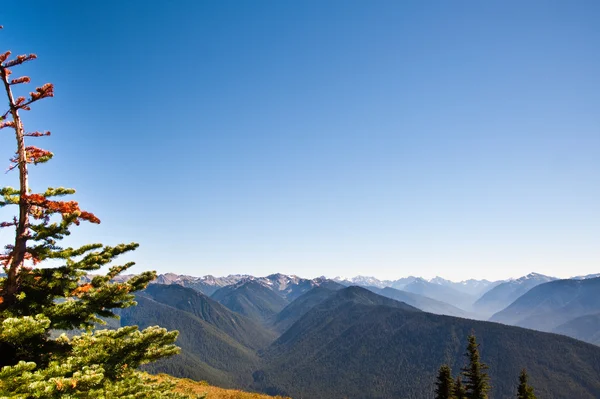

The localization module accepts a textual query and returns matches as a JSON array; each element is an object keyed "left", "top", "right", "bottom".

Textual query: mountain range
[
  {"left": 117, "top": 282, "right": 600, "bottom": 398},
  {"left": 142, "top": 271, "right": 600, "bottom": 326},
  {"left": 70, "top": 269, "right": 600, "bottom": 396}
]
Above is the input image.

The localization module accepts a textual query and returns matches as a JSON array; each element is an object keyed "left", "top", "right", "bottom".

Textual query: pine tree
[
  {"left": 461, "top": 333, "right": 491, "bottom": 399},
  {"left": 0, "top": 26, "right": 197, "bottom": 398},
  {"left": 517, "top": 369, "right": 537, "bottom": 399},
  {"left": 454, "top": 376, "right": 467, "bottom": 399},
  {"left": 435, "top": 364, "right": 455, "bottom": 399}
]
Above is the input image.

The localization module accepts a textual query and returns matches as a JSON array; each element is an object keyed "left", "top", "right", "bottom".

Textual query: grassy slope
[{"left": 154, "top": 374, "right": 290, "bottom": 399}]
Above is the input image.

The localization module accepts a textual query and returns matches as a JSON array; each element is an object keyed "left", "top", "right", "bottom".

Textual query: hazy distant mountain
[
  {"left": 401, "top": 278, "right": 477, "bottom": 310},
  {"left": 333, "top": 275, "right": 499, "bottom": 299},
  {"left": 490, "top": 277, "right": 600, "bottom": 333},
  {"left": 334, "top": 275, "right": 477, "bottom": 309},
  {"left": 389, "top": 276, "right": 420, "bottom": 289},
  {"left": 429, "top": 276, "right": 502, "bottom": 298},
  {"left": 254, "top": 286, "right": 600, "bottom": 399},
  {"left": 473, "top": 272, "right": 557, "bottom": 318},
  {"left": 365, "top": 286, "right": 473, "bottom": 318},
  {"left": 554, "top": 313, "right": 600, "bottom": 346}
]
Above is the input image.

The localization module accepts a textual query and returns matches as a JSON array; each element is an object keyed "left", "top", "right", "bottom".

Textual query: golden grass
[{"left": 154, "top": 374, "right": 291, "bottom": 399}]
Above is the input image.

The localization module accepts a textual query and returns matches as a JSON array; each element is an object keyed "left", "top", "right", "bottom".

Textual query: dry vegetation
[{"left": 154, "top": 374, "right": 291, "bottom": 399}]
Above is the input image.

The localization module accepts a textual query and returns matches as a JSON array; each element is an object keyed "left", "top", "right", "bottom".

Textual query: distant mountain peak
[
  {"left": 516, "top": 272, "right": 556, "bottom": 283},
  {"left": 429, "top": 276, "right": 453, "bottom": 285}
]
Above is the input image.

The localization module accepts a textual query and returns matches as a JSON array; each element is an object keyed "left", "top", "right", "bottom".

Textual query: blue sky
[{"left": 0, "top": 1, "right": 599, "bottom": 281}]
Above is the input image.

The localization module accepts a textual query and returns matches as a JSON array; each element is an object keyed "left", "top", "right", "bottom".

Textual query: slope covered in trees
[
  {"left": 143, "top": 284, "right": 276, "bottom": 350},
  {"left": 552, "top": 313, "right": 600, "bottom": 346},
  {"left": 211, "top": 280, "right": 290, "bottom": 324},
  {"left": 270, "top": 285, "right": 343, "bottom": 333},
  {"left": 117, "top": 285, "right": 277, "bottom": 387},
  {"left": 253, "top": 287, "right": 600, "bottom": 398}
]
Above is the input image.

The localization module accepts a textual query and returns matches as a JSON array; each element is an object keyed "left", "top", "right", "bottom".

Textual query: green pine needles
[
  {"left": 517, "top": 369, "right": 537, "bottom": 399},
  {"left": 434, "top": 333, "right": 537, "bottom": 399},
  {"left": 0, "top": 26, "right": 195, "bottom": 398},
  {"left": 461, "top": 334, "right": 491, "bottom": 399},
  {"left": 434, "top": 364, "right": 454, "bottom": 399}
]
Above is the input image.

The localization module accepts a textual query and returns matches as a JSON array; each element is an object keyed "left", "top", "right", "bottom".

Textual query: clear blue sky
[{"left": 1, "top": 1, "right": 598, "bottom": 281}]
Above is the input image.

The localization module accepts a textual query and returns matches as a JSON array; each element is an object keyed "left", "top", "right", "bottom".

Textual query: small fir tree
[
  {"left": 454, "top": 375, "right": 467, "bottom": 399},
  {"left": 0, "top": 26, "right": 196, "bottom": 398},
  {"left": 517, "top": 369, "right": 537, "bottom": 399},
  {"left": 435, "top": 364, "right": 455, "bottom": 399},
  {"left": 461, "top": 333, "right": 491, "bottom": 399}
]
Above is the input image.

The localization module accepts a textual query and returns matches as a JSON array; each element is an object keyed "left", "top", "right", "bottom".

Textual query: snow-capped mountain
[
  {"left": 224, "top": 273, "right": 326, "bottom": 301},
  {"left": 333, "top": 275, "right": 394, "bottom": 289},
  {"left": 151, "top": 273, "right": 251, "bottom": 296},
  {"left": 149, "top": 272, "right": 340, "bottom": 299}
]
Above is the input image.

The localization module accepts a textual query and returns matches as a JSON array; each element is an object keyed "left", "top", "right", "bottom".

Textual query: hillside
[
  {"left": 271, "top": 285, "right": 344, "bottom": 333},
  {"left": 143, "top": 284, "right": 277, "bottom": 349},
  {"left": 254, "top": 286, "right": 600, "bottom": 399},
  {"left": 211, "top": 280, "right": 290, "bottom": 324},
  {"left": 554, "top": 313, "right": 600, "bottom": 346},
  {"left": 117, "top": 285, "right": 277, "bottom": 387},
  {"left": 490, "top": 277, "right": 600, "bottom": 332}
]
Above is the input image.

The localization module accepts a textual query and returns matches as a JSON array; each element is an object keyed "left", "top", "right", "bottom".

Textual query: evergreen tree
[
  {"left": 461, "top": 333, "right": 491, "bottom": 399},
  {"left": 454, "top": 376, "right": 467, "bottom": 399},
  {"left": 0, "top": 26, "right": 197, "bottom": 398},
  {"left": 435, "top": 364, "right": 455, "bottom": 399},
  {"left": 517, "top": 369, "right": 537, "bottom": 399}
]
